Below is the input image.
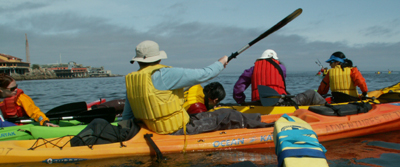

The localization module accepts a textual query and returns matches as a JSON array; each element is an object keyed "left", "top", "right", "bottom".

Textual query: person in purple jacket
[{"left": 233, "top": 49, "right": 326, "bottom": 106}]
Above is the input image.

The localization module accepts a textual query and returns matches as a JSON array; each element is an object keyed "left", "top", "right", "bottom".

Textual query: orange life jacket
[
  {"left": 0, "top": 89, "right": 28, "bottom": 119},
  {"left": 251, "top": 59, "right": 286, "bottom": 101}
]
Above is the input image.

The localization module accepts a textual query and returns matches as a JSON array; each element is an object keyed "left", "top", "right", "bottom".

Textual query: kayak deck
[{"left": 1, "top": 103, "right": 400, "bottom": 164}]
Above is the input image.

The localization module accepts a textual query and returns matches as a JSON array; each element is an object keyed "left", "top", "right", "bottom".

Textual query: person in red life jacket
[
  {"left": 318, "top": 51, "right": 368, "bottom": 103},
  {"left": 233, "top": 49, "right": 326, "bottom": 106},
  {"left": 233, "top": 49, "right": 286, "bottom": 105},
  {"left": 0, "top": 74, "right": 58, "bottom": 127},
  {"left": 182, "top": 82, "right": 226, "bottom": 114}
]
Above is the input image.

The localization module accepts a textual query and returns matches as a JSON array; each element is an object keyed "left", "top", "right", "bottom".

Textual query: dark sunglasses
[{"left": 7, "top": 84, "right": 18, "bottom": 91}]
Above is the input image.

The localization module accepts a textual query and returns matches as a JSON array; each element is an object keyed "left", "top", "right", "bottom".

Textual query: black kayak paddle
[
  {"left": 45, "top": 101, "right": 88, "bottom": 118},
  {"left": 372, "top": 92, "right": 400, "bottom": 103},
  {"left": 228, "top": 8, "right": 303, "bottom": 62},
  {"left": 10, "top": 107, "right": 116, "bottom": 124}
]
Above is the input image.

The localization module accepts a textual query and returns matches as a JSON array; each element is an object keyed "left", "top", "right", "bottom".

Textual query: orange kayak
[{"left": 1, "top": 102, "right": 400, "bottom": 164}]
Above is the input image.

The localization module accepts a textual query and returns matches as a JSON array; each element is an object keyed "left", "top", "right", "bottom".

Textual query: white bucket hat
[
  {"left": 130, "top": 40, "right": 167, "bottom": 64},
  {"left": 258, "top": 49, "right": 278, "bottom": 60}
]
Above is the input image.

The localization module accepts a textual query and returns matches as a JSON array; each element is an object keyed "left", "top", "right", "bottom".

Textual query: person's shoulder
[
  {"left": 350, "top": 66, "right": 360, "bottom": 71},
  {"left": 18, "top": 93, "right": 30, "bottom": 99},
  {"left": 156, "top": 66, "right": 185, "bottom": 74}
]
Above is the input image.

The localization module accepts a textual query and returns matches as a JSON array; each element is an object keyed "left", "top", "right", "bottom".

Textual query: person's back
[
  {"left": 126, "top": 63, "right": 189, "bottom": 134},
  {"left": 251, "top": 57, "right": 287, "bottom": 100},
  {"left": 318, "top": 51, "right": 368, "bottom": 103},
  {"left": 328, "top": 65, "right": 358, "bottom": 97},
  {"left": 233, "top": 49, "right": 286, "bottom": 104},
  {"left": 123, "top": 40, "right": 228, "bottom": 134}
]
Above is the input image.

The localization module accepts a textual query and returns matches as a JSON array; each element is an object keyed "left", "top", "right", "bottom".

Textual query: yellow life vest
[
  {"left": 125, "top": 64, "right": 190, "bottom": 134},
  {"left": 182, "top": 84, "right": 205, "bottom": 111},
  {"left": 329, "top": 65, "right": 358, "bottom": 97}
]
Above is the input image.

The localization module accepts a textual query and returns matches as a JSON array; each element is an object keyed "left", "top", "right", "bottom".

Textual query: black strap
[
  {"left": 18, "top": 129, "right": 32, "bottom": 135},
  {"left": 348, "top": 101, "right": 371, "bottom": 114},
  {"left": 324, "top": 102, "right": 341, "bottom": 116},
  {"left": 265, "top": 58, "right": 288, "bottom": 94},
  {"left": 144, "top": 134, "right": 164, "bottom": 162}
]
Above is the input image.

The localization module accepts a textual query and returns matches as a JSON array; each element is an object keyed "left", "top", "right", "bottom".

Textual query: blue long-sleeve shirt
[{"left": 122, "top": 61, "right": 224, "bottom": 120}]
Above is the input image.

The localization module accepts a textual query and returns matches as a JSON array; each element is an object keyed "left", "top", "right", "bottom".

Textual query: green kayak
[
  {"left": 0, "top": 120, "right": 119, "bottom": 141},
  {"left": 0, "top": 120, "right": 84, "bottom": 141}
]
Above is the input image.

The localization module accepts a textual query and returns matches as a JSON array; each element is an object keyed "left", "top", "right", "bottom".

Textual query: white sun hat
[
  {"left": 258, "top": 49, "right": 278, "bottom": 60},
  {"left": 130, "top": 40, "right": 167, "bottom": 64}
]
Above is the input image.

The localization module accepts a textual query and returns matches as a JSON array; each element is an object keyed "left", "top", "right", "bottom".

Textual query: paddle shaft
[
  {"left": 228, "top": 8, "right": 302, "bottom": 62},
  {"left": 11, "top": 107, "right": 116, "bottom": 123},
  {"left": 14, "top": 113, "right": 113, "bottom": 123}
]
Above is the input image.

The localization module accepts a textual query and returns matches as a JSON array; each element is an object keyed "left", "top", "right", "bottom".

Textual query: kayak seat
[{"left": 308, "top": 102, "right": 372, "bottom": 116}]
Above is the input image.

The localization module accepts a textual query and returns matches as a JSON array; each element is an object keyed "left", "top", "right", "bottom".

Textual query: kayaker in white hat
[
  {"left": 121, "top": 40, "right": 273, "bottom": 135},
  {"left": 233, "top": 49, "right": 326, "bottom": 106},
  {"left": 233, "top": 49, "right": 287, "bottom": 105}
]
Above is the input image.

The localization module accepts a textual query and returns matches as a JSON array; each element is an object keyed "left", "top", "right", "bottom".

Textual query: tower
[{"left": 25, "top": 33, "right": 30, "bottom": 63}]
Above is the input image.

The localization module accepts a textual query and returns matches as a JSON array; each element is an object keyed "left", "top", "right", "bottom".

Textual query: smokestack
[{"left": 25, "top": 33, "right": 30, "bottom": 63}]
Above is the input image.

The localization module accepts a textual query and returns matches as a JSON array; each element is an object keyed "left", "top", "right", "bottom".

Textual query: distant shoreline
[{"left": 12, "top": 74, "right": 124, "bottom": 81}]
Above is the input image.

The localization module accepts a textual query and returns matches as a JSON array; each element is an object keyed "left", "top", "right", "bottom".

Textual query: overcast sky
[{"left": 1, "top": 0, "right": 400, "bottom": 75}]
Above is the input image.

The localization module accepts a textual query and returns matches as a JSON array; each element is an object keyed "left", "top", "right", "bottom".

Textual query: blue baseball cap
[{"left": 325, "top": 55, "right": 344, "bottom": 63}]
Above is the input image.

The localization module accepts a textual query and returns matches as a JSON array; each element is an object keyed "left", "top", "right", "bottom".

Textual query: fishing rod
[{"left": 316, "top": 59, "right": 324, "bottom": 68}]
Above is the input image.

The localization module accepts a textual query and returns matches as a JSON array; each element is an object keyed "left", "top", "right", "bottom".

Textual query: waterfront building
[
  {"left": 41, "top": 62, "right": 89, "bottom": 78},
  {"left": 0, "top": 53, "right": 30, "bottom": 75},
  {"left": 89, "top": 66, "right": 112, "bottom": 77},
  {"left": 41, "top": 62, "right": 112, "bottom": 78}
]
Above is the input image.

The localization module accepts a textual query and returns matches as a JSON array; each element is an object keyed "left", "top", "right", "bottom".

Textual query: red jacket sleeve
[
  {"left": 187, "top": 103, "right": 207, "bottom": 115},
  {"left": 351, "top": 67, "right": 368, "bottom": 93},
  {"left": 318, "top": 72, "right": 330, "bottom": 95}
]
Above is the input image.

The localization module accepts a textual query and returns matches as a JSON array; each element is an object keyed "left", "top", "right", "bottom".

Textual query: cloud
[
  {"left": 0, "top": 1, "right": 47, "bottom": 14},
  {"left": 1, "top": 8, "right": 399, "bottom": 76},
  {"left": 361, "top": 26, "right": 392, "bottom": 37}
]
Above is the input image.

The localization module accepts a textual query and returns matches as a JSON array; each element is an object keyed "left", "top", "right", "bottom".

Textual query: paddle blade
[
  {"left": 377, "top": 93, "right": 400, "bottom": 103},
  {"left": 258, "top": 85, "right": 281, "bottom": 106},
  {"left": 249, "top": 8, "right": 302, "bottom": 46},
  {"left": 228, "top": 8, "right": 302, "bottom": 62},
  {"left": 75, "top": 107, "right": 116, "bottom": 124},
  {"left": 46, "top": 102, "right": 88, "bottom": 118}
]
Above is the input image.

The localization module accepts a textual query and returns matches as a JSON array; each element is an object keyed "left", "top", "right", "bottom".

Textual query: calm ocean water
[
  {"left": 18, "top": 71, "right": 400, "bottom": 112},
  {"left": 13, "top": 71, "right": 400, "bottom": 167}
]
